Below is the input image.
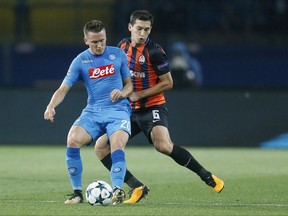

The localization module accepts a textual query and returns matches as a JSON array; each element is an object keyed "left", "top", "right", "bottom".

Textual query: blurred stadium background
[{"left": 0, "top": 0, "right": 288, "bottom": 147}]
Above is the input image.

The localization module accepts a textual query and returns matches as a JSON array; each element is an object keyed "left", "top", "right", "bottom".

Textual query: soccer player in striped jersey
[
  {"left": 44, "top": 20, "right": 133, "bottom": 205},
  {"left": 94, "top": 10, "right": 224, "bottom": 204}
]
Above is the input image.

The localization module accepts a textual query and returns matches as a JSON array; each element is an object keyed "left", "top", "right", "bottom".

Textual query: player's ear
[
  {"left": 128, "top": 23, "right": 132, "bottom": 32},
  {"left": 83, "top": 37, "right": 88, "bottom": 45}
]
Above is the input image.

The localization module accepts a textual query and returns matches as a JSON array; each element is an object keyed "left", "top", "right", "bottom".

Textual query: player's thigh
[
  {"left": 67, "top": 125, "right": 92, "bottom": 147},
  {"left": 71, "top": 108, "right": 103, "bottom": 146},
  {"left": 106, "top": 110, "right": 131, "bottom": 139},
  {"left": 105, "top": 110, "right": 131, "bottom": 152},
  {"left": 136, "top": 105, "right": 169, "bottom": 144}
]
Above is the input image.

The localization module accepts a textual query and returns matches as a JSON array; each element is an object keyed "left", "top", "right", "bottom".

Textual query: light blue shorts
[{"left": 73, "top": 105, "right": 131, "bottom": 142}]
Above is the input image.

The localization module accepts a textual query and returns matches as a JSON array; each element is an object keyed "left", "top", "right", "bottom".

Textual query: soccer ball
[{"left": 85, "top": 180, "right": 113, "bottom": 206}]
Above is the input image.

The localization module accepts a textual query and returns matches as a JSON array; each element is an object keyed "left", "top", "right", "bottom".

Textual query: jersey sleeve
[
  {"left": 149, "top": 44, "right": 171, "bottom": 76},
  {"left": 119, "top": 49, "right": 131, "bottom": 79},
  {"left": 117, "top": 37, "right": 129, "bottom": 48},
  {"left": 62, "top": 56, "right": 81, "bottom": 87}
]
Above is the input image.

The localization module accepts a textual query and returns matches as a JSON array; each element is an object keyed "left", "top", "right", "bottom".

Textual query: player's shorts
[
  {"left": 73, "top": 105, "right": 131, "bottom": 144},
  {"left": 131, "top": 104, "right": 168, "bottom": 144}
]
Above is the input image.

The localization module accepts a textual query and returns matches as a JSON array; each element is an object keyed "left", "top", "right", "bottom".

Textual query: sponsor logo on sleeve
[{"left": 157, "top": 62, "right": 169, "bottom": 70}]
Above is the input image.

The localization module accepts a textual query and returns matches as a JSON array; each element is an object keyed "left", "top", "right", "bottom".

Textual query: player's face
[
  {"left": 129, "top": 19, "right": 152, "bottom": 47},
  {"left": 84, "top": 29, "right": 107, "bottom": 55}
]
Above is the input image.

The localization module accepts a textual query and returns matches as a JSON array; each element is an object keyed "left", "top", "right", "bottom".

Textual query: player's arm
[
  {"left": 44, "top": 83, "right": 70, "bottom": 123},
  {"left": 110, "top": 49, "right": 133, "bottom": 102},
  {"left": 129, "top": 43, "right": 173, "bottom": 102},
  {"left": 110, "top": 77, "right": 133, "bottom": 102},
  {"left": 129, "top": 72, "right": 173, "bottom": 102},
  {"left": 121, "top": 76, "right": 133, "bottom": 97}
]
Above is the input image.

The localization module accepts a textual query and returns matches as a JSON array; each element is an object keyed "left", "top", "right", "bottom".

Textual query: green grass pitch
[{"left": 0, "top": 145, "right": 287, "bottom": 215}]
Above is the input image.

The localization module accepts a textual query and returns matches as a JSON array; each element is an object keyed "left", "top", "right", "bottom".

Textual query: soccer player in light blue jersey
[{"left": 44, "top": 20, "right": 133, "bottom": 205}]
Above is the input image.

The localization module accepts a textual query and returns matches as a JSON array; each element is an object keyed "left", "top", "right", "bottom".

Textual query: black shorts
[{"left": 131, "top": 104, "right": 169, "bottom": 144}]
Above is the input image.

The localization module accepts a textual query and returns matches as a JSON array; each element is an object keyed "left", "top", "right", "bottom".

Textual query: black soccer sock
[
  {"left": 169, "top": 145, "right": 212, "bottom": 181},
  {"left": 101, "top": 153, "right": 113, "bottom": 170},
  {"left": 125, "top": 175, "right": 143, "bottom": 189},
  {"left": 101, "top": 153, "right": 143, "bottom": 188}
]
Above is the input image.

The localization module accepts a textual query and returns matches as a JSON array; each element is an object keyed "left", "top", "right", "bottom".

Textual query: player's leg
[
  {"left": 150, "top": 107, "right": 224, "bottom": 193},
  {"left": 109, "top": 130, "right": 130, "bottom": 204},
  {"left": 95, "top": 134, "right": 144, "bottom": 189},
  {"left": 95, "top": 122, "right": 149, "bottom": 204},
  {"left": 167, "top": 135, "right": 224, "bottom": 193},
  {"left": 65, "top": 125, "right": 93, "bottom": 204}
]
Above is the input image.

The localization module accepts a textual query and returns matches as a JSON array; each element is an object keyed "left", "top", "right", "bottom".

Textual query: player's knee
[
  {"left": 67, "top": 134, "right": 83, "bottom": 148},
  {"left": 154, "top": 141, "right": 172, "bottom": 155}
]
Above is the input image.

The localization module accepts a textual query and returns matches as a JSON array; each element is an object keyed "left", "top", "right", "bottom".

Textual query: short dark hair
[
  {"left": 83, "top": 20, "right": 105, "bottom": 37},
  {"left": 130, "top": 10, "right": 154, "bottom": 26}
]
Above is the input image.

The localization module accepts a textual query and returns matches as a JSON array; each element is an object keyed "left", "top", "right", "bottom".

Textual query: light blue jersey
[
  {"left": 63, "top": 46, "right": 131, "bottom": 108},
  {"left": 63, "top": 46, "right": 131, "bottom": 140}
]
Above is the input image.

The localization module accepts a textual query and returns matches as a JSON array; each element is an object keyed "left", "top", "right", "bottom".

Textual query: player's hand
[
  {"left": 128, "top": 92, "right": 141, "bottom": 102},
  {"left": 44, "top": 108, "right": 56, "bottom": 123},
  {"left": 110, "top": 89, "right": 123, "bottom": 102}
]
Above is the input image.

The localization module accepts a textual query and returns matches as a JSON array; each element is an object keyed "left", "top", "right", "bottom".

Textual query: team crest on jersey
[
  {"left": 138, "top": 55, "right": 145, "bottom": 65},
  {"left": 109, "top": 54, "right": 116, "bottom": 60},
  {"left": 89, "top": 64, "right": 115, "bottom": 79}
]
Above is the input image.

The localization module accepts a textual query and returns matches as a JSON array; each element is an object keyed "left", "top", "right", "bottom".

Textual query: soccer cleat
[
  {"left": 206, "top": 175, "right": 224, "bottom": 193},
  {"left": 64, "top": 192, "right": 83, "bottom": 204},
  {"left": 112, "top": 188, "right": 126, "bottom": 205},
  {"left": 123, "top": 185, "right": 150, "bottom": 204}
]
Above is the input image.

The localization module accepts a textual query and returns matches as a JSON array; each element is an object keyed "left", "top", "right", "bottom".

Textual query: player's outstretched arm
[{"left": 44, "top": 83, "right": 70, "bottom": 123}]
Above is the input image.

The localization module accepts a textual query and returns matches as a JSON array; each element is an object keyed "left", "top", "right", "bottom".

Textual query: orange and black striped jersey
[{"left": 117, "top": 37, "right": 170, "bottom": 111}]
